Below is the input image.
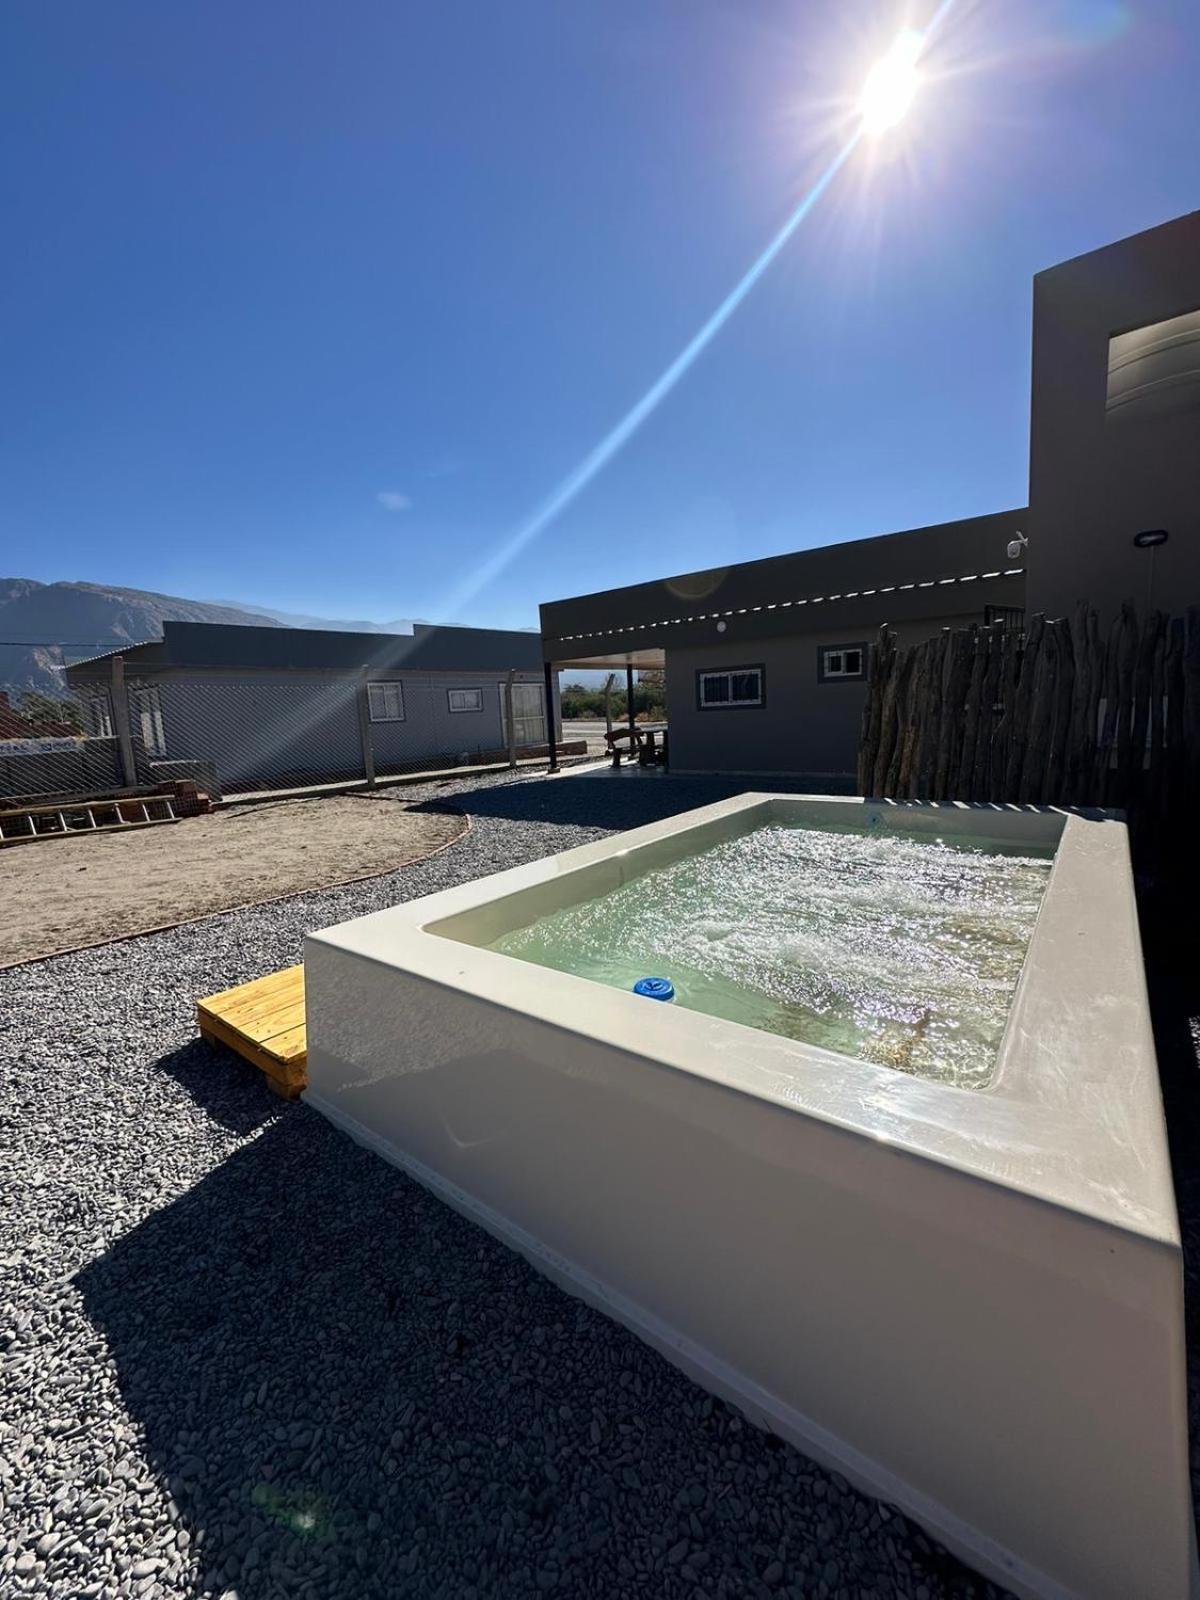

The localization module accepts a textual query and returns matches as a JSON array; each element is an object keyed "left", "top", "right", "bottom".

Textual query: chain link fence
[{"left": 0, "top": 666, "right": 583, "bottom": 812}]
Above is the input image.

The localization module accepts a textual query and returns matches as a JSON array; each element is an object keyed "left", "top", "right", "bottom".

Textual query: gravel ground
[{"left": 1, "top": 768, "right": 1017, "bottom": 1600}]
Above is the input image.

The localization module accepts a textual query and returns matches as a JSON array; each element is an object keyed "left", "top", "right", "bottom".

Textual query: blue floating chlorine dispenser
[{"left": 632, "top": 976, "right": 675, "bottom": 1003}]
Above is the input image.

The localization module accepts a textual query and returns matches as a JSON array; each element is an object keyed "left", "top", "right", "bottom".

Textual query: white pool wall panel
[{"left": 303, "top": 793, "right": 1196, "bottom": 1600}]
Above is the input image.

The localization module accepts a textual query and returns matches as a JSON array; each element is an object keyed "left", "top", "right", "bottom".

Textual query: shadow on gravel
[
  {"left": 409, "top": 772, "right": 856, "bottom": 835},
  {"left": 158, "top": 1038, "right": 287, "bottom": 1138},
  {"left": 76, "top": 1106, "right": 1002, "bottom": 1600}
]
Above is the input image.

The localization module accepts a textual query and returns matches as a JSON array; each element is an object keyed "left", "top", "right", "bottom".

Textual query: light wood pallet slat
[{"left": 197, "top": 965, "right": 307, "bottom": 1099}]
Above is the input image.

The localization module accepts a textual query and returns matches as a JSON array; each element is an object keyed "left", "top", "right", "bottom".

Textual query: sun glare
[{"left": 859, "top": 28, "right": 924, "bottom": 134}]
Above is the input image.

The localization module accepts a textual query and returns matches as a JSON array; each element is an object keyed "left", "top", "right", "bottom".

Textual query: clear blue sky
[{"left": 2, "top": 1, "right": 1197, "bottom": 629}]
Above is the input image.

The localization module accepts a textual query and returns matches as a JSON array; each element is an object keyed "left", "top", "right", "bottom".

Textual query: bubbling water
[{"left": 489, "top": 822, "right": 1053, "bottom": 1089}]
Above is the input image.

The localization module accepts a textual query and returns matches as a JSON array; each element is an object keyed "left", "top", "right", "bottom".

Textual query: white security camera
[{"left": 1006, "top": 531, "right": 1028, "bottom": 562}]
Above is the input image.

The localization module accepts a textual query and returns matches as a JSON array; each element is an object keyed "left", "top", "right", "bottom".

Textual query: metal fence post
[
  {"left": 505, "top": 670, "right": 517, "bottom": 769},
  {"left": 110, "top": 656, "right": 138, "bottom": 789},
  {"left": 356, "top": 680, "right": 377, "bottom": 790},
  {"left": 544, "top": 660, "right": 559, "bottom": 773}
]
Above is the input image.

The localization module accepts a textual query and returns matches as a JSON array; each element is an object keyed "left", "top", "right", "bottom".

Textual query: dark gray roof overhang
[{"left": 540, "top": 509, "right": 1029, "bottom": 666}]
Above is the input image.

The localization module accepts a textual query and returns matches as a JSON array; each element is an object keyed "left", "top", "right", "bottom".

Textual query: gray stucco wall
[
  {"left": 366, "top": 672, "right": 529, "bottom": 769},
  {"left": 1027, "top": 211, "right": 1200, "bottom": 621},
  {"left": 665, "top": 615, "right": 984, "bottom": 778},
  {"left": 147, "top": 669, "right": 547, "bottom": 791}
]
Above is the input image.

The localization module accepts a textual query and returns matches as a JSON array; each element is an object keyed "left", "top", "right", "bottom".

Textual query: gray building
[
  {"left": 542, "top": 510, "right": 1026, "bottom": 780},
  {"left": 542, "top": 209, "right": 1200, "bottom": 781},
  {"left": 66, "top": 621, "right": 556, "bottom": 794},
  {"left": 1027, "top": 209, "right": 1200, "bottom": 621}
]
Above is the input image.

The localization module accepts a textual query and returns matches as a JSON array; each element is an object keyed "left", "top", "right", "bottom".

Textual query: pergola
[
  {"left": 540, "top": 644, "right": 664, "bottom": 772},
  {"left": 538, "top": 508, "right": 1028, "bottom": 770}
]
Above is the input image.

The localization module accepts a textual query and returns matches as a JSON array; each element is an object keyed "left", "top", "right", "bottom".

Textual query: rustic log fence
[{"left": 856, "top": 603, "right": 1200, "bottom": 823}]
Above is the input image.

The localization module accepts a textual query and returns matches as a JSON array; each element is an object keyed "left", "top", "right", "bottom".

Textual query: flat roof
[
  {"left": 66, "top": 620, "right": 545, "bottom": 679},
  {"left": 540, "top": 509, "right": 1029, "bottom": 666}
]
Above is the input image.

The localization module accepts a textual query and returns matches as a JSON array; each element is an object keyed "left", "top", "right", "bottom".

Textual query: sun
[{"left": 858, "top": 28, "right": 924, "bottom": 134}]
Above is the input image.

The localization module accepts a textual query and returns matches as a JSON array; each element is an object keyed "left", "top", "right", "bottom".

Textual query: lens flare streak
[
  {"left": 443, "top": 131, "right": 862, "bottom": 619},
  {"left": 443, "top": 0, "right": 961, "bottom": 620}
]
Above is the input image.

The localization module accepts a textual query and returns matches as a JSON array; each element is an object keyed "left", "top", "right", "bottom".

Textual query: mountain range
[{"left": 0, "top": 579, "right": 419, "bottom": 703}]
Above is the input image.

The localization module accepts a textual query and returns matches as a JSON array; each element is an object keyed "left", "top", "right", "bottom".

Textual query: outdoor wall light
[{"left": 1132, "top": 529, "right": 1169, "bottom": 548}]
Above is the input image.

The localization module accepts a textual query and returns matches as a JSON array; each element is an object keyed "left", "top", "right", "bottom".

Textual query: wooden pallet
[{"left": 196, "top": 965, "right": 307, "bottom": 1099}]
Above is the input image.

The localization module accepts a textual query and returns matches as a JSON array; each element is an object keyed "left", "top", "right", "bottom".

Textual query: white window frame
[
  {"left": 447, "top": 686, "right": 484, "bottom": 714},
  {"left": 367, "top": 681, "right": 405, "bottom": 723},
  {"left": 501, "top": 681, "right": 548, "bottom": 746},
  {"left": 818, "top": 645, "right": 866, "bottom": 682},
  {"left": 697, "top": 666, "right": 765, "bottom": 709},
  {"left": 85, "top": 693, "right": 114, "bottom": 739},
  {"left": 129, "top": 683, "right": 166, "bottom": 756}
]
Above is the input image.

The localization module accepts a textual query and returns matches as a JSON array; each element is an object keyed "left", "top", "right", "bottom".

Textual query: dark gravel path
[{"left": 2, "top": 770, "right": 1012, "bottom": 1599}]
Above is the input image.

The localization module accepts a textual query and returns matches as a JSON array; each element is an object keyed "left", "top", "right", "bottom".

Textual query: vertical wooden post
[
  {"left": 989, "top": 625, "right": 1021, "bottom": 804},
  {"left": 1065, "top": 604, "right": 1092, "bottom": 804},
  {"left": 935, "top": 630, "right": 972, "bottom": 800},
  {"left": 914, "top": 630, "right": 948, "bottom": 800},
  {"left": 872, "top": 633, "right": 903, "bottom": 797},
  {"left": 505, "top": 669, "right": 517, "bottom": 769},
  {"left": 1081, "top": 607, "right": 1104, "bottom": 806},
  {"left": 1113, "top": 603, "right": 1140, "bottom": 803},
  {"left": 1006, "top": 613, "right": 1045, "bottom": 798},
  {"left": 1165, "top": 616, "right": 1186, "bottom": 818},
  {"left": 884, "top": 650, "right": 915, "bottom": 796},
  {"left": 1128, "top": 611, "right": 1162, "bottom": 809},
  {"left": 957, "top": 628, "right": 988, "bottom": 800},
  {"left": 857, "top": 627, "right": 889, "bottom": 796},
  {"left": 356, "top": 681, "right": 377, "bottom": 789},
  {"left": 1092, "top": 611, "right": 1122, "bottom": 805},
  {"left": 971, "top": 623, "right": 1004, "bottom": 802},
  {"left": 544, "top": 660, "right": 559, "bottom": 772},
  {"left": 109, "top": 655, "right": 138, "bottom": 789},
  {"left": 1182, "top": 607, "right": 1200, "bottom": 811},
  {"left": 1148, "top": 616, "right": 1167, "bottom": 819}
]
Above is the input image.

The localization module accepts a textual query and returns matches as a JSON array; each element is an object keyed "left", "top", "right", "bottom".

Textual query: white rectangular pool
[
  {"left": 486, "top": 815, "right": 1054, "bottom": 1088},
  {"left": 303, "top": 793, "right": 1196, "bottom": 1600}
]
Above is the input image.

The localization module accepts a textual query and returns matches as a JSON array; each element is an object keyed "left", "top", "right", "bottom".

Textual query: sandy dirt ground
[{"left": 0, "top": 795, "right": 466, "bottom": 967}]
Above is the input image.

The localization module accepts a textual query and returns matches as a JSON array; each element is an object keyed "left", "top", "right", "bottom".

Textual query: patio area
[{"left": 1, "top": 764, "right": 1195, "bottom": 1600}]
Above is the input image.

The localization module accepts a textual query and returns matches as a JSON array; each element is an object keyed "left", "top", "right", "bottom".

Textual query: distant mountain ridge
[
  {"left": 0, "top": 579, "right": 290, "bottom": 700},
  {"left": 0, "top": 579, "right": 478, "bottom": 703},
  {"left": 204, "top": 599, "right": 425, "bottom": 634}
]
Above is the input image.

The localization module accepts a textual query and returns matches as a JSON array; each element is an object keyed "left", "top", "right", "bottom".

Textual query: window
[
  {"left": 697, "top": 666, "right": 765, "bottom": 709},
  {"left": 501, "top": 682, "right": 547, "bottom": 746},
  {"left": 129, "top": 684, "right": 166, "bottom": 756},
  {"left": 83, "top": 693, "right": 113, "bottom": 739},
  {"left": 448, "top": 687, "right": 484, "bottom": 713},
  {"left": 1107, "top": 307, "right": 1200, "bottom": 421},
  {"left": 367, "top": 681, "right": 405, "bottom": 722},
  {"left": 817, "top": 644, "right": 866, "bottom": 683}
]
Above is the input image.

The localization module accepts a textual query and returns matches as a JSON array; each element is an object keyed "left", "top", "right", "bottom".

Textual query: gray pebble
[{"left": 0, "top": 770, "right": 1016, "bottom": 1600}]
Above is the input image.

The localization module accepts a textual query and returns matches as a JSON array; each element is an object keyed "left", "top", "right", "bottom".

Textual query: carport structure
[
  {"left": 538, "top": 510, "right": 1027, "bottom": 780},
  {"left": 539, "top": 641, "right": 664, "bottom": 772}
]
